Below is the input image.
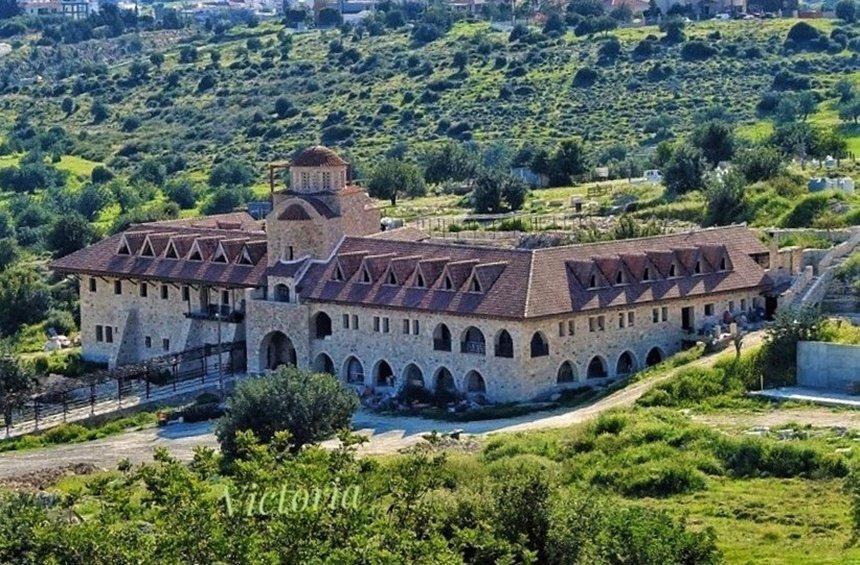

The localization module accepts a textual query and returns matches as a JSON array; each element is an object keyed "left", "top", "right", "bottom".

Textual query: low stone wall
[{"left": 797, "top": 341, "right": 860, "bottom": 393}]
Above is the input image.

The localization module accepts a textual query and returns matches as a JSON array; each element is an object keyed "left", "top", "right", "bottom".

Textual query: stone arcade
[{"left": 52, "top": 146, "right": 777, "bottom": 403}]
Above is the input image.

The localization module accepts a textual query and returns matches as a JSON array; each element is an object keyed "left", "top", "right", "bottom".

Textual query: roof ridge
[{"left": 531, "top": 224, "right": 750, "bottom": 254}]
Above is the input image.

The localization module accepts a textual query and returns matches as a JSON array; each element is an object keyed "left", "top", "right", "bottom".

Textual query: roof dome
[{"left": 291, "top": 145, "right": 348, "bottom": 167}]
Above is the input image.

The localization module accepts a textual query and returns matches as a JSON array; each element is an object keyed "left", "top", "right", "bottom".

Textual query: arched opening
[
  {"left": 587, "top": 356, "right": 608, "bottom": 379},
  {"left": 434, "top": 367, "right": 456, "bottom": 393},
  {"left": 460, "top": 326, "right": 486, "bottom": 355},
  {"left": 274, "top": 283, "right": 290, "bottom": 302},
  {"left": 433, "top": 323, "right": 452, "bottom": 351},
  {"left": 374, "top": 360, "right": 395, "bottom": 388},
  {"left": 616, "top": 351, "right": 636, "bottom": 377},
  {"left": 313, "top": 312, "right": 332, "bottom": 339},
  {"left": 261, "top": 331, "right": 296, "bottom": 371},
  {"left": 465, "top": 370, "right": 486, "bottom": 394},
  {"left": 646, "top": 347, "right": 664, "bottom": 367},
  {"left": 313, "top": 352, "right": 334, "bottom": 374},
  {"left": 494, "top": 329, "right": 514, "bottom": 358},
  {"left": 343, "top": 356, "right": 365, "bottom": 385},
  {"left": 557, "top": 361, "right": 576, "bottom": 385},
  {"left": 403, "top": 363, "right": 425, "bottom": 388},
  {"left": 530, "top": 332, "right": 549, "bottom": 358}
]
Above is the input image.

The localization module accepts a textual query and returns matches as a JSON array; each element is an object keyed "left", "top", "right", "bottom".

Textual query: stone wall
[
  {"left": 243, "top": 287, "right": 762, "bottom": 403},
  {"left": 80, "top": 275, "right": 244, "bottom": 368},
  {"left": 797, "top": 341, "right": 860, "bottom": 393}
]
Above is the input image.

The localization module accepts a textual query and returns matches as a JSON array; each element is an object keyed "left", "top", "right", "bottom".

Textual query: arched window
[
  {"left": 495, "top": 330, "right": 514, "bottom": 358},
  {"left": 460, "top": 326, "right": 486, "bottom": 355},
  {"left": 433, "top": 323, "right": 452, "bottom": 351},
  {"left": 313, "top": 312, "right": 332, "bottom": 339},
  {"left": 694, "top": 261, "right": 702, "bottom": 275},
  {"left": 616, "top": 351, "right": 636, "bottom": 376},
  {"left": 313, "top": 353, "right": 335, "bottom": 374},
  {"left": 416, "top": 272, "right": 426, "bottom": 287},
  {"left": 669, "top": 264, "right": 677, "bottom": 277},
  {"left": 261, "top": 331, "right": 296, "bottom": 371},
  {"left": 587, "top": 356, "right": 608, "bottom": 379},
  {"left": 274, "top": 283, "right": 290, "bottom": 303},
  {"left": 403, "top": 363, "right": 425, "bottom": 388},
  {"left": 374, "top": 360, "right": 395, "bottom": 388},
  {"left": 557, "top": 361, "right": 576, "bottom": 384},
  {"left": 615, "top": 271, "right": 624, "bottom": 285},
  {"left": 465, "top": 371, "right": 486, "bottom": 394},
  {"left": 530, "top": 332, "right": 549, "bottom": 357},
  {"left": 344, "top": 356, "right": 364, "bottom": 384}
]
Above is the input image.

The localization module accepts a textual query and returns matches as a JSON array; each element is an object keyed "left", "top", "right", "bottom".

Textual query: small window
[
  {"left": 221, "top": 290, "right": 230, "bottom": 305},
  {"left": 140, "top": 241, "right": 154, "bottom": 257},
  {"left": 95, "top": 325, "right": 103, "bottom": 342},
  {"left": 361, "top": 268, "right": 372, "bottom": 284},
  {"left": 720, "top": 257, "right": 727, "bottom": 270},
  {"left": 589, "top": 317, "right": 597, "bottom": 332},
  {"left": 705, "top": 304, "right": 714, "bottom": 316},
  {"left": 694, "top": 261, "right": 701, "bottom": 275},
  {"left": 416, "top": 273, "right": 425, "bottom": 287},
  {"left": 443, "top": 275, "right": 454, "bottom": 291},
  {"left": 165, "top": 243, "right": 178, "bottom": 259},
  {"left": 628, "top": 311, "right": 635, "bottom": 326},
  {"left": 387, "top": 271, "right": 397, "bottom": 285},
  {"left": 567, "top": 320, "right": 575, "bottom": 336},
  {"left": 89, "top": 277, "right": 97, "bottom": 292},
  {"left": 652, "top": 308, "right": 659, "bottom": 323},
  {"left": 669, "top": 264, "right": 677, "bottom": 277},
  {"left": 661, "top": 307, "right": 668, "bottom": 322},
  {"left": 287, "top": 246, "right": 294, "bottom": 261},
  {"left": 729, "top": 301, "right": 735, "bottom": 312},
  {"left": 105, "top": 326, "right": 113, "bottom": 343},
  {"left": 412, "top": 320, "right": 420, "bottom": 335},
  {"left": 145, "top": 336, "right": 152, "bottom": 348},
  {"left": 403, "top": 319, "right": 410, "bottom": 334},
  {"left": 351, "top": 314, "right": 358, "bottom": 329},
  {"left": 188, "top": 247, "right": 202, "bottom": 261},
  {"left": 162, "top": 338, "right": 170, "bottom": 352},
  {"left": 373, "top": 316, "right": 380, "bottom": 332},
  {"left": 597, "top": 316, "right": 605, "bottom": 331},
  {"left": 643, "top": 268, "right": 651, "bottom": 281},
  {"left": 114, "top": 280, "right": 122, "bottom": 295},
  {"left": 615, "top": 271, "right": 624, "bottom": 285},
  {"left": 618, "top": 312, "right": 625, "bottom": 329},
  {"left": 139, "top": 283, "right": 148, "bottom": 298},
  {"left": 741, "top": 299, "right": 747, "bottom": 311},
  {"left": 469, "top": 278, "right": 482, "bottom": 292},
  {"left": 333, "top": 265, "right": 345, "bottom": 282},
  {"left": 382, "top": 318, "right": 390, "bottom": 333},
  {"left": 161, "top": 285, "right": 169, "bottom": 300},
  {"left": 343, "top": 314, "right": 350, "bottom": 329},
  {"left": 182, "top": 286, "right": 190, "bottom": 301},
  {"left": 558, "top": 321, "right": 565, "bottom": 337},
  {"left": 589, "top": 274, "right": 597, "bottom": 288}
]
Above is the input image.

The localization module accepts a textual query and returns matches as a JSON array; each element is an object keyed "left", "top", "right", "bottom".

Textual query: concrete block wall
[{"left": 797, "top": 341, "right": 860, "bottom": 393}]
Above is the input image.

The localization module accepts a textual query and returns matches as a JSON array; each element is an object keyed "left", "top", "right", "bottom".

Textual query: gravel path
[{"left": 10, "top": 330, "right": 847, "bottom": 480}]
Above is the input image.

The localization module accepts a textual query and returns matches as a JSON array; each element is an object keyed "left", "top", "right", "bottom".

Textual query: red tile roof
[{"left": 292, "top": 145, "right": 348, "bottom": 167}]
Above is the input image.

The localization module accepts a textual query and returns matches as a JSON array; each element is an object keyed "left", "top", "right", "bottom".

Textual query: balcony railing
[
  {"left": 184, "top": 304, "right": 244, "bottom": 323},
  {"left": 460, "top": 340, "right": 486, "bottom": 355},
  {"left": 433, "top": 339, "right": 452, "bottom": 352}
]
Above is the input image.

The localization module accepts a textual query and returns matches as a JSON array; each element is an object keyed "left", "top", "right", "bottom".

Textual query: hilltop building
[{"left": 53, "top": 146, "right": 781, "bottom": 403}]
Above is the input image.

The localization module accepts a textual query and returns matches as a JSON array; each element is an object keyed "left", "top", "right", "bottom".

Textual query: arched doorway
[
  {"left": 587, "top": 356, "right": 608, "bottom": 379},
  {"left": 343, "top": 356, "right": 365, "bottom": 385},
  {"left": 646, "top": 347, "right": 664, "bottom": 367},
  {"left": 374, "top": 360, "right": 395, "bottom": 388},
  {"left": 261, "top": 331, "right": 296, "bottom": 371},
  {"left": 434, "top": 367, "right": 456, "bottom": 393},
  {"left": 313, "top": 352, "right": 334, "bottom": 374},
  {"left": 557, "top": 361, "right": 576, "bottom": 385},
  {"left": 403, "top": 363, "right": 425, "bottom": 388},
  {"left": 616, "top": 351, "right": 636, "bottom": 377},
  {"left": 313, "top": 312, "right": 332, "bottom": 339},
  {"left": 465, "top": 370, "right": 486, "bottom": 393}
]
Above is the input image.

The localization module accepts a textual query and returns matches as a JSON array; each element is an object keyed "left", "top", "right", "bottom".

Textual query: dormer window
[
  {"left": 443, "top": 275, "right": 454, "bottom": 290},
  {"left": 643, "top": 267, "right": 651, "bottom": 281},
  {"left": 719, "top": 257, "right": 727, "bottom": 271},
  {"left": 469, "top": 277, "right": 482, "bottom": 293},
  {"left": 238, "top": 248, "right": 253, "bottom": 265},
  {"left": 361, "top": 267, "right": 372, "bottom": 284},
  {"left": 165, "top": 243, "right": 178, "bottom": 259},
  {"left": 694, "top": 261, "right": 701, "bottom": 275},
  {"left": 117, "top": 240, "right": 130, "bottom": 255},
  {"left": 668, "top": 264, "right": 677, "bottom": 277},
  {"left": 589, "top": 274, "right": 597, "bottom": 289},
  {"left": 188, "top": 247, "right": 202, "bottom": 261},
  {"left": 212, "top": 246, "right": 227, "bottom": 263},
  {"left": 332, "top": 264, "right": 345, "bottom": 282},
  {"left": 140, "top": 240, "right": 154, "bottom": 257},
  {"left": 416, "top": 272, "right": 425, "bottom": 288},
  {"left": 615, "top": 271, "right": 624, "bottom": 285},
  {"left": 386, "top": 271, "right": 397, "bottom": 285}
]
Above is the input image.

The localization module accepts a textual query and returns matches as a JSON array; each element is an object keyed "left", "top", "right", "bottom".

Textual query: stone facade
[{"left": 79, "top": 275, "right": 244, "bottom": 369}]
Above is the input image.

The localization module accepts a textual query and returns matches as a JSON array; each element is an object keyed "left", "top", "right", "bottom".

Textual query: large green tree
[
  {"left": 367, "top": 159, "right": 426, "bottom": 205},
  {"left": 663, "top": 145, "right": 706, "bottom": 194}
]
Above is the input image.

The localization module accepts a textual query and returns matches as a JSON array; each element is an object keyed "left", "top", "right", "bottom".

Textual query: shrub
[
  {"left": 572, "top": 67, "right": 598, "bottom": 87},
  {"left": 215, "top": 366, "right": 358, "bottom": 458},
  {"left": 681, "top": 41, "right": 716, "bottom": 60},
  {"left": 619, "top": 461, "right": 707, "bottom": 497}
]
